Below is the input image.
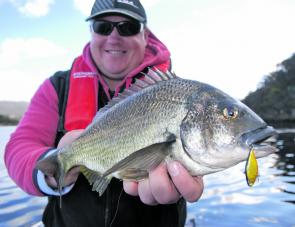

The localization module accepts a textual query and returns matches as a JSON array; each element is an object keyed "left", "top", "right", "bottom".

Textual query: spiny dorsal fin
[
  {"left": 140, "top": 68, "right": 177, "bottom": 85},
  {"left": 92, "top": 69, "right": 177, "bottom": 121},
  {"left": 148, "top": 68, "right": 177, "bottom": 81}
]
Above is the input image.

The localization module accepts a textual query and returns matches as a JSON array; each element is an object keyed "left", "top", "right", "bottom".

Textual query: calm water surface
[
  {"left": 0, "top": 126, "right": 294, "bottom": 227},
  {"left": 0, "top": 127, "right": 46, "bottom": 227}
]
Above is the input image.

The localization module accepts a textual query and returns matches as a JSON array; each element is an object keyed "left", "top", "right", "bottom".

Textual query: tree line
[{"left": 243, "top": 53, "right": 295, "bottom": 126}]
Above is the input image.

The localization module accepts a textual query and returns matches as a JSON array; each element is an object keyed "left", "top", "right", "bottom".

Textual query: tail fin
[{"left": 36, "top": 153, "right": 65, "bottom": 207}]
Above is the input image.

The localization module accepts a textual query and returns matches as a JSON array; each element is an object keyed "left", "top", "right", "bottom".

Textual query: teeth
[{"left": 106, "top": 50, "right": 126, "bottom": 55}]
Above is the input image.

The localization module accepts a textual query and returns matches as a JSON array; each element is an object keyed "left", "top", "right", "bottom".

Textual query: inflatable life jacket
[
  {"left": 64, "top": 56, "right": 98, "bottom": 131},
  {"left": 50, "top": 55, "right": 171, "bottom": 144}
]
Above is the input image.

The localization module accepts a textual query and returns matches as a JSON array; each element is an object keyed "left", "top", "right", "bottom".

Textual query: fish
[
  {"left": 36, "top": 69, "right": 277, "bottom": 197},
  {"left": 245, "top": 149, "right": 259, "bottom": 186}
]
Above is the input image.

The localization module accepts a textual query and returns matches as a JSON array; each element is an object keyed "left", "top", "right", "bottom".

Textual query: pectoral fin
[
  {"left": 81, "top": 136, "right": 176, "bottom": 195},
  {"left": 104, "top": 140, "right": 175, "bottom": 181}
]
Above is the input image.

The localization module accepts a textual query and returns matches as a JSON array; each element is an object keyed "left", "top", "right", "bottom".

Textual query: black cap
[{"left": 86, "top": 0, "right": 147, "bottom": 23}]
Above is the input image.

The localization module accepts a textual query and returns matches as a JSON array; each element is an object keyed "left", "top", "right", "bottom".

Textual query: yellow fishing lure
[{"left": 245, "top": 149, "right": 258, "bottom": 186}]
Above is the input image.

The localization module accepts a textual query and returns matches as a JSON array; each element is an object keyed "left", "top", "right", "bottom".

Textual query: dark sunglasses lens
[
  {"left": 117, "top": 21, "right": 142, "bottom": 36},
  {"left": 92, "top": 21, "right": 113, "bottom": 35}
]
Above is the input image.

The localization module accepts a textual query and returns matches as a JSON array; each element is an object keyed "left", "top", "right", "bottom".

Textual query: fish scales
[
  {"left": 63, "top": 78, "right": 199, "bottom": 173},
  {"left": 36, "top": 70, "right": 277, "bottom": 195}
]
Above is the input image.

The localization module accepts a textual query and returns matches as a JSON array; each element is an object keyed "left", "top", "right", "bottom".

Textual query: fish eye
[{"left": 223, "top": 107, "right": 239, "bottom": 120}]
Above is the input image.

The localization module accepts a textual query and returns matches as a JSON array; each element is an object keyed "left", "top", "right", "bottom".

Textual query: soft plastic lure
[{"left": 245, "top": 149, "right": 258, "bottom": 186}]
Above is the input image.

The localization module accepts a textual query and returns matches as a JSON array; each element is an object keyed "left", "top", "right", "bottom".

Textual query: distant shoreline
[
  {"left": 0, "top": 123, "right": 18, "bottom": 126},
  {"left": 0, "top": 115, "right": 19, "bottom": 126}
]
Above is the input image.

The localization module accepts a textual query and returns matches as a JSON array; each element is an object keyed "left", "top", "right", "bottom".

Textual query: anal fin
[
  {"left": 80, "top": 166, "right": 111, "bottom": 196},
  {"left": 81, "top": 136, "right": 176, "bottom": 194},
  {"left": 92, "top": 176, "right": 111, "bottom": 195}
]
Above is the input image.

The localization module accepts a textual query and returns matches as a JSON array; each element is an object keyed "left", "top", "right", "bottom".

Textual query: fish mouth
[{"left": 240, "top": 126, "right": 278, "bottom": 158}]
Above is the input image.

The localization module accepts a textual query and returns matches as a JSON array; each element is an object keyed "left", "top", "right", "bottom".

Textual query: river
[{"left": 0, "top": 126, "right": 294, "bottom": 227}]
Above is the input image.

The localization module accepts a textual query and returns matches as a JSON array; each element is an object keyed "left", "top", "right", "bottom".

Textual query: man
[{"left": 5, "top": 0, "right": 203, "bottom": 226}]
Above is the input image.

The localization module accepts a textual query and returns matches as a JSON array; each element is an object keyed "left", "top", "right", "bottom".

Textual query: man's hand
[
  {"left": 45, "top": 129, "right": 84, "bottom": 188},
  {"left": 123, "top": 161, "right": 204, "bottom": 205},
  {"left": 45, "top": 166, "right": 81, "bottom": 188}
]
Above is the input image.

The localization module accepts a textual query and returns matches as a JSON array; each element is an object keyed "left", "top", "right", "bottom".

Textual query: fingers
[
  {"left": 57, "top": 129, "right": 84, "bottom": 148},
  {"left": 148, "top": 164, "right": 180, "bottom": 204},
  {"left": 167, "top": 161, "right": 204, "bottom": 202},
  {"left": 63, "top": 166, "right": 81, "bottom": 186},
  {"left": 45, "top": 175, "right": 58, "bottom": 188},
  {"left": 43, "top": 130, "right": 84, "bottom": 190},
  {"left": 138, "top": 179, "right": 158, "bottom": 205},
  {"left": 123, "top": 162, "right": 204, "bottom": 205},
  {"left": 123, "top": 181, "right": 139, "bottom": 196},
  {"left": 125, "top": 164, "right": 180, "bottom": 205},
  {"left": 45, "top": 166, "right": 81, "bottom": 189},
  {"left": 124, "top": 180, "right": 158, "bottom": 205}
]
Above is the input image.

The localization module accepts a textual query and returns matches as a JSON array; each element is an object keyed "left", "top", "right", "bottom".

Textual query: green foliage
[{"left": 243, "top": 53, "right": 295, "bottom": 122}]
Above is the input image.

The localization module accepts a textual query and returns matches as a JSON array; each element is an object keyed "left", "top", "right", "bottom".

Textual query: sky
[{"left": 1, "top": 0, "right": 295, "bottom": 102}]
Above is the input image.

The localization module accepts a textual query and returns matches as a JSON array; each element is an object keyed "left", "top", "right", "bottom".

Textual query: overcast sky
[{"left": 1, "top": 0, "right": 295, "bottom": 102}]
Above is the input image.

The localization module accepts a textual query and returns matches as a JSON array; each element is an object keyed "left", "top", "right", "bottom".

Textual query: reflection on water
[
  {"left": 274, "top": 131, "right": 295, "bottom": 206},
  {"left": 0, "top": 127, "right": 46, "bottom": 227},
  {"left": 1, "top": 127, "right": 295, "bottom": 227},
  {"left": 185, "top": 129, "right": 295, "bottom": 227}
]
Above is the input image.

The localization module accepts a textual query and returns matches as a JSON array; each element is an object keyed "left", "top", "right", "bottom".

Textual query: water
[
  {"left": 0, "top": 127, "right": 46, "bottom": 227},
  {"left": 0, "top": 127, "right": 294, "bottom": 227},
  {"left": 186, "top": 129, "right": 295, "bottom": 227}
]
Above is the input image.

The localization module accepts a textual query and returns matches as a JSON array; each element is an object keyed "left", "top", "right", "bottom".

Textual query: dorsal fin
[{"left": 92, "top": 69, "right": 177, "bottom": 121}]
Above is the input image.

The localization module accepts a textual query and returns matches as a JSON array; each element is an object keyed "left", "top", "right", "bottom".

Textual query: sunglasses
[{"left": 91, "top": 20, "right": 144, "bottom": 36}]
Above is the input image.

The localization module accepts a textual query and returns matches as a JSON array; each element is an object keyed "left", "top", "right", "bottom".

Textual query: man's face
[{"left": 90, "top": 15, "right": 148, "bottom": 80}]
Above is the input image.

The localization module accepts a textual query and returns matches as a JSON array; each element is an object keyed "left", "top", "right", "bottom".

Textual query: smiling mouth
[{"left": 105, "top": 50, "right": 127, "bottom": 55}]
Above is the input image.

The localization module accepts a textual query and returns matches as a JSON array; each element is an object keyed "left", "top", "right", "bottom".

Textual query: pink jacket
[{"left": 4, "top": 32, "right": 171, "bottom": 196}]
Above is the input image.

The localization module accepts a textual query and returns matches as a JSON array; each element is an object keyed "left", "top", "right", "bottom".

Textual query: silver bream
[{"left": 36, "top": 70, "right": 277, "bottom": 195}]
